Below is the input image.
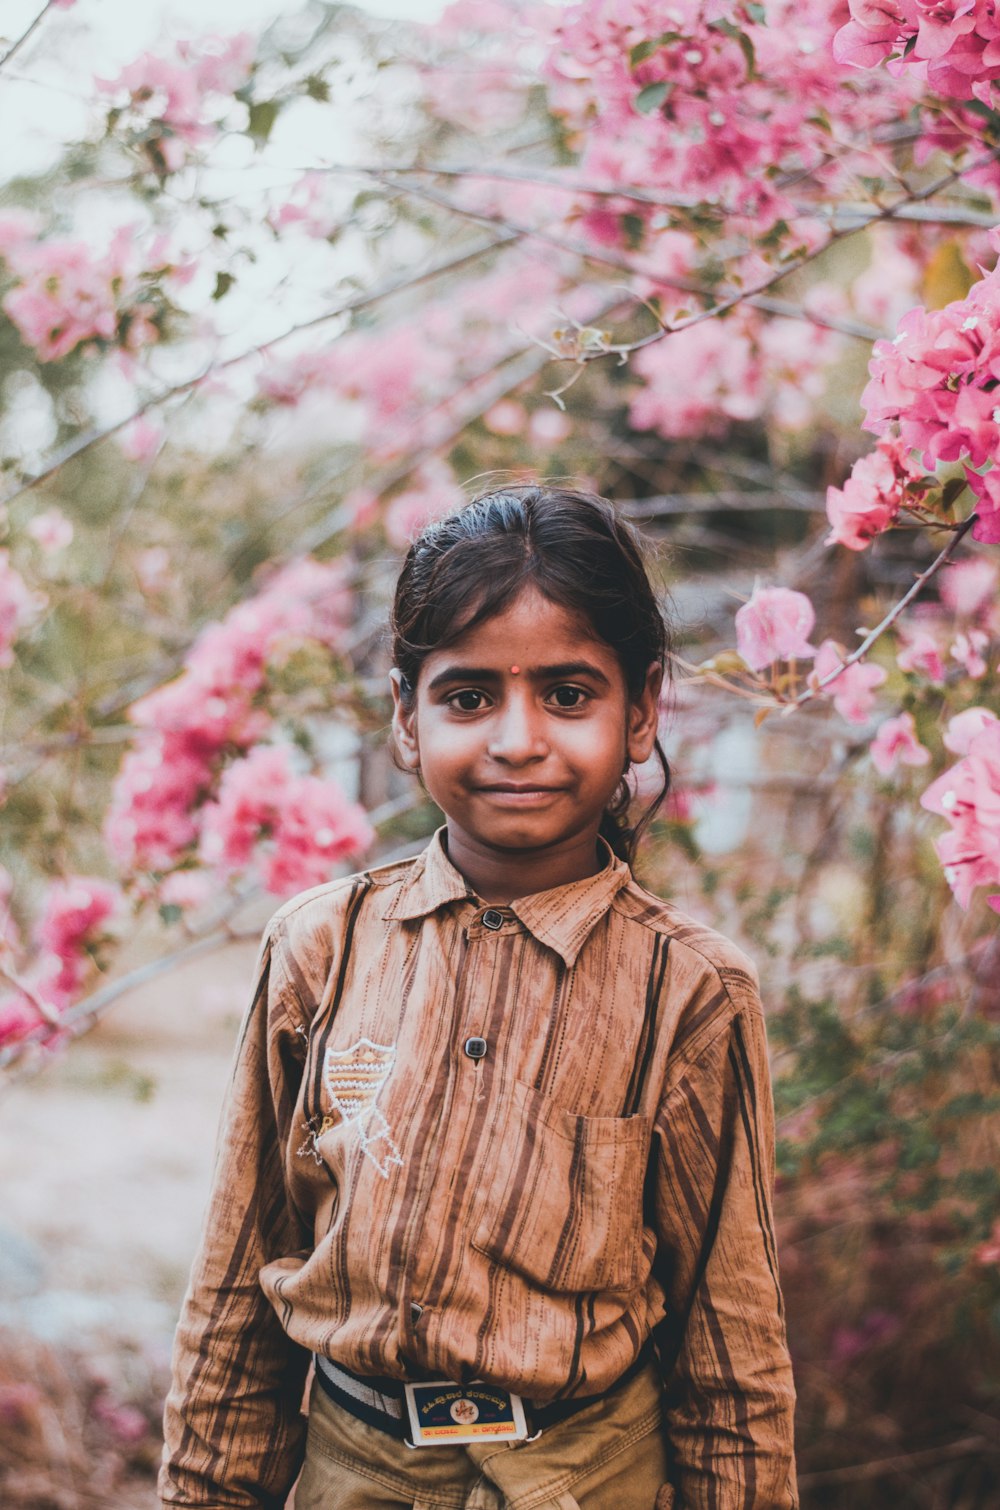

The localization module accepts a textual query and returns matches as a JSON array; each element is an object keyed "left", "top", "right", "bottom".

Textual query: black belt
[{"left": 313, "top": 1339, "right": 655, "bottom": 1443}]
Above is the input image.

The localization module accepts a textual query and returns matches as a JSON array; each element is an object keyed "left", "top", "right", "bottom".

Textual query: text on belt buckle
[{"left": 403, "top": 1379, "right": 528, "bottom": 1446}]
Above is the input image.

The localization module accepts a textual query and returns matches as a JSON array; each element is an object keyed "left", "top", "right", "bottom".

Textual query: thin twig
[
  {"left": 0, "top": 232, "right": 518, "bottom": 508},
  {"left": 793, "top": 513, "right": 980, "bottom": 708},
  {"left": 0, "top": 1, "right": 53, "bottom": 73},
  {"left": 0, "top": 964, "right": 62, "bottom": 1025}
]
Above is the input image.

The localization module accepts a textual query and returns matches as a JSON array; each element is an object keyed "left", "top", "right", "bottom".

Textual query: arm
[
  {"left": 159, "top": 923, "right": 313, "bottom": 1510},
  {"left": 652, "top": 969, "right": 798, "bottom": 1510}
]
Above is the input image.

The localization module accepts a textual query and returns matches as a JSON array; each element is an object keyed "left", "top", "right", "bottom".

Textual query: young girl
[{"left": 160, "top": 486, "right": 797, "bottom": 1510}]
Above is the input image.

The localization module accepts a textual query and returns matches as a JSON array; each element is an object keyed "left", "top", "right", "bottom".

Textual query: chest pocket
[{"left": 471, "top": 1077, "right": 651, "bottom": 1295}]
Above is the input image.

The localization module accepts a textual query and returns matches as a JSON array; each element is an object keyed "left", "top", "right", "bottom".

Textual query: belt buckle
[{"left": 403, "top": 1379, "right": 529, "bottom": 1447}]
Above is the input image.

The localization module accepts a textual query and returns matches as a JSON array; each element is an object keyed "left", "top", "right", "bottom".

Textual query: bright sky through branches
[{"left": 0, "top": 0, "right": 445, "bottom": 176}]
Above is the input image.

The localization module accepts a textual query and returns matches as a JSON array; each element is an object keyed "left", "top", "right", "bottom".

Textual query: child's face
[{"left": 391, "top": 587, "right": 661, "bottom": 872}]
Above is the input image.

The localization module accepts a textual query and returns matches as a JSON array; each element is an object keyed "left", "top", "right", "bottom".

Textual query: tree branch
[
  {"left": 793, "top": 512, "right": 981, "bottom": 707},
  {"left": 0, "top": 231, "right": 519, "bottom": 508},
  {"left": 0, "top": 1, "right": 54, "bottom": 73}
]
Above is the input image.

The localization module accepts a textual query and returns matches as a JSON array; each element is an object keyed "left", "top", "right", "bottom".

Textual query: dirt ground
[{"left": 0, "top": 936, "right": 260, "bottom": 1507}]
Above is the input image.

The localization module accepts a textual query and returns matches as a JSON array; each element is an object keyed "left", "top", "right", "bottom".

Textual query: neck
[{"left": 444, "top": 826, "right": 607, "bottom": 904}]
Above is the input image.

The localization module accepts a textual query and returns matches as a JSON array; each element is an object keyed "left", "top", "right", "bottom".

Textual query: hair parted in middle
[{"left": 389, "top": 483, "right": 672, "bottom": 865}]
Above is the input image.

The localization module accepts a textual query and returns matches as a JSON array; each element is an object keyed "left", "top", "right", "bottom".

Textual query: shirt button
[
  {"left": 481, "top": 909, "right": 504, "bottom": 930},
  {"left": 464, "top": 1037, "right": 488, "bottom": 1060}
]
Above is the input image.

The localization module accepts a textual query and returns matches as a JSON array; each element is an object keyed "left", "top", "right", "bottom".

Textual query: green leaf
[
  {"left": 629, "top": 33, "right": 681, "bottom": 68},
  {"left": 939, "top": 475, "right": 970, "bottom": 514},
  {"left": 247, "top": 99, "right": 281, "bottom": 145},
  {"left": 708, "top": 18, "right": 757, "bottom": 78},
  {"left": 635, "top": 80, "right": 673, "bottom": 116},
  {"left": 304, "top": 74, "right": 330, "bottom": 102},
  {"left": 212, "top": 271, "right": 236, "bottom": 301}
]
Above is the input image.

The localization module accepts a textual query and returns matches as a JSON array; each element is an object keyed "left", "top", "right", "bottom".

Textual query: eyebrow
[{"left": 425, "top": 660, "right": 613, "bottom": 692}]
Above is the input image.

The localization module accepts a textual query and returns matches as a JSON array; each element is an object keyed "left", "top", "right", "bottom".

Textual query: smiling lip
[{"left": 478, "top": 784, "right": 563, "bottom": 803}]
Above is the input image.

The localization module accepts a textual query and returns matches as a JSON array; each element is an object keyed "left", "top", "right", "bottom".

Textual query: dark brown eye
[
  {"left": 451, "top": 689, "right": 486, "bottom": 711},
  {"left": 551, "top": 685, "right": 585, "bottom": 708}
]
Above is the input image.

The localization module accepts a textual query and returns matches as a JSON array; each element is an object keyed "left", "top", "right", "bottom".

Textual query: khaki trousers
[{"left": 293, "top": 1363, "right": 675, "bottom": 1510}]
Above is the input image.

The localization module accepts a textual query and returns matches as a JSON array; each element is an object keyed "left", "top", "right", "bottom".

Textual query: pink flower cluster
[
  {"left": 0, "top": 226, "right": 177, "bottom": 364},
  {"left": 869, "top": 712, "right": 930, "bottom": 777},
  {"left": 35, "top": 877, "right": 122, "bottom": 1002},
  {"left": 858, "top": 265, "right": 1000, "bottom": 544},
  {"left": 630, "top": 310, "right": 839, "bottom": 441},
  {"left": 105, "top": 558, "right": 352, "bottom": 873},
  {"left": 0, "top": 875, "right": 122, "bottom": 1049},
  {"left": 735, "top": 586, "right": 816, "bottom": 671},
  {"left": 98, "top": 33, "right": 255, "bottom": 175},
  {"left": 810, "top": 641, "right": 887, "bottom": 724},
  {"left": 825, "top": 435, "right": 925, "bottom": 551},
  {"left": 256, "top": 254, "right": 567, "bottom": 463},
  {"left": 199, "top": 745, "right": 374, "bottom": 896},
  {"left": 732, "top": 586, "right": 888, "bottom": 723},
  {"left": 0, "top": 551, "right": 43, "bottom": 668},
  {"left": 834, "top": 0, "right": 1000, "bottom": 106},
  {"left": 540, "top": 0, "right": 910, "bottom": 248},
  {"left": 384, "top": 459, "right": 463, "bottom": 548},
  {"left": 921, "top": 707, "right": 1000, "bottom": 911}
]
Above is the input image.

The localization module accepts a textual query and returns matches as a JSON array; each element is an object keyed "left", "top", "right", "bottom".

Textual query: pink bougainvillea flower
[
  {"left": 870, "top": 712, "right": 931, "bottom": 776},
  {"left": 825, "top": 434, "right": 921, "bottom": 551},
  {"left": 939, "top": 556, "right": 998, "bottom": 618},
  {"left": 35, "top": 876, "right": 122, "bottom": 1004},
  {"left": 896, "top": 628, "right": 947, "bottom": 684},
  {"left": 198, "top": 745, "right": 373, "bottom": 896},
  {"left": 943, "top": 706, "right": 999, "bottom": 755},
  {"left": 119, "top": 415, "right": 165, "bottom": 463},
  {"left": 0, "top": 209, "right": 41, "bottom": 255},
  {"left": 529, "top": 406, "right": 572, "bottom": 446},
  {"left": 921, "top": 716, "right": 1000, "bottom": 910},
  {"left": 964, "top": 467, "right": 1000, "bottom": 544},
  {"left": 27, "top": 509, "right": 73, "bottom": 554},
  {"left": 158, "top": 870, "right": 214, "bottom": 912},
  {"left": 630, "top": 309, "right": 838, "bottom": 442},
  {"left": 1, "top": 225, "right": 173, "bottom": 364},
  {"left": 384, "top": 460, "right": 462, "bottom": 548},
  {"left": 483, "top": 399, "right": 527, "bottom": 436},
  {"left": 106, "top": 558, "right": 353, "bottom": 873},
  {"left": 0, "top": 551, "right": 43, "bottom": 668},
  {"left": 811, "top": 639, "right": 888, "bottom": 724},
  {"left": 0, "top": 994, "right": 43, "bottom": 1048},
  {"left": 735, "top": 585, "right": 817, "bottom": 671},
  {"left": 951, "top": 629, "right": 989, "bottom": 679}
]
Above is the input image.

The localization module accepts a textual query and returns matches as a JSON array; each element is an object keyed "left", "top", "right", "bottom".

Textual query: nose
[{"left": 486, "top": 691, "right": 548, "bottom": 764}]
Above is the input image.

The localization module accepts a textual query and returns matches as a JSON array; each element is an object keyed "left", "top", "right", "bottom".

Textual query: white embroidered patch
[{"left": 321, "top": 1037, "right": 403, "bottom": 1178}]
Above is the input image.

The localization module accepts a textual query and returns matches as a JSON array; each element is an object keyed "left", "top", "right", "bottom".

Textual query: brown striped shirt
[{"left": 160, "top": 830, "right": 797, "bottom": 1509}]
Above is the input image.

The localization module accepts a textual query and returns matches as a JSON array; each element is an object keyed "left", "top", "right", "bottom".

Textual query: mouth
[{"left": 477, "top": 784, "right": 564, "bottom": 805}]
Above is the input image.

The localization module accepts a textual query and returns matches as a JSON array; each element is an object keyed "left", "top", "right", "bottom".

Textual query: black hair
[{"left": 390, "top": 484, "right": 671, "bottom": 866}]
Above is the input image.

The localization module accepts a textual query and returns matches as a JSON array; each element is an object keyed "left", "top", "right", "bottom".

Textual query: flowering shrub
[
  {"left": 105, "top": 558, "right": 355, "bottom": 878},
  {"left": 0, "top": 2, "right": 996, "bottom": 1501},
  {"left": 921, "top": 708, "right": 1000, "bottom": 911},
  {"left": 843, "top": 257, "right": 1000, "bottom": 545}
]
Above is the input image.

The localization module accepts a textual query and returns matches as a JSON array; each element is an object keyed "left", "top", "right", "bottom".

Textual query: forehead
[{"left": 439, "top": 586, "right": 610, "bottom": 661}]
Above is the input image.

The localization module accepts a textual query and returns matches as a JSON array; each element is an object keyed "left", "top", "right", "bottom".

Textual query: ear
[
  {"left": 626, "top": 662, "right": 663, "bottom": 766},
  {"left": 390, "top": 668, "right": 421, "bottom": 772}
]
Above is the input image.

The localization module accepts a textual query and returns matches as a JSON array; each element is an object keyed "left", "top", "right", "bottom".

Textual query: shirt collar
[{"left": 380, "top": 827, "right": 631, "bottom": 969}]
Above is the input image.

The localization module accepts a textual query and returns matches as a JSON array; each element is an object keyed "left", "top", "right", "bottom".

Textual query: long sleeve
[
  {"left": 159, "top": 924, "right": 313, "bottom": 1510},
  {"left": 652, "top": 968, "right": 798, "bottom": 1510}
]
